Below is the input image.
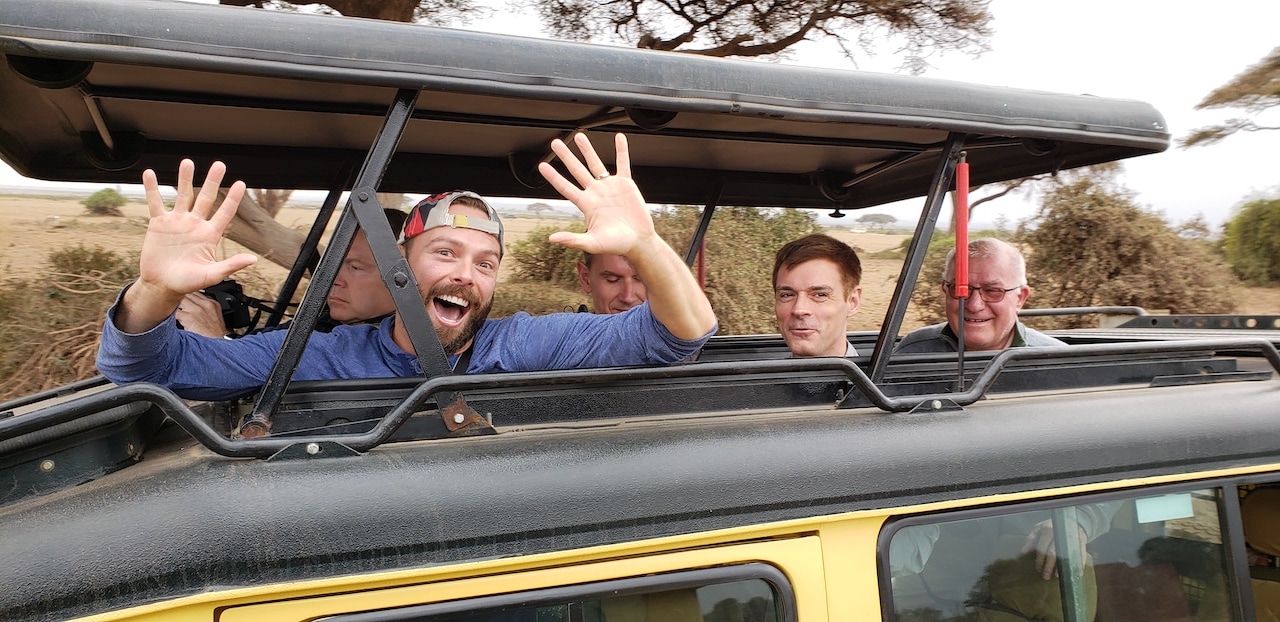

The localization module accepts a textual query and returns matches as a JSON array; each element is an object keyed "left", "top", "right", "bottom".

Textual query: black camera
[{"left": 201, "top": 279, "right": 254, "bottom": 330}]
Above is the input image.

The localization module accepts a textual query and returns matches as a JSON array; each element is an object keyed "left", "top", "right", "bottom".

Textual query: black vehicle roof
[
  {"left": 0, "top": 0, "right": 1168, "bottom": 208},
  {"left": 3, "top": 378, "right": 1277, "bottom": 621}
]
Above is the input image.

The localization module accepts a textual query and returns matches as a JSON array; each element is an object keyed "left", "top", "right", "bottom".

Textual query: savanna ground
[{"left": 3, "top": 191, "right": 1280, "bottom": 397}]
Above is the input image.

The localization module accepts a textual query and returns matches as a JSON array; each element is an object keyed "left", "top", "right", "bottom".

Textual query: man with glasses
[{"left": 895, "top": 238, "right": 1063, "bottom": 353}]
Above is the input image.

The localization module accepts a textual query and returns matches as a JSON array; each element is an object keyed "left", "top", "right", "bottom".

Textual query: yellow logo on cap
[{"left": 454, "top": 215, "right": 468, "bottom": 227}]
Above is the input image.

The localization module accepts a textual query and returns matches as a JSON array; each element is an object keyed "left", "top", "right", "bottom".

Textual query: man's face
[
  {"left": 944, "top": 253, "right": 1030, "bottom": 351},
  {"left": 403, "top": 204, "right": 501, "bottom": 354},
  {"left": 327, "top": 232, "right": 396, "bottom": 323},
  {"left": 774, "top": 258, "right": 861, "bottom": 357},
  {"left": 577, "top": 254, "right": 646, "bottom": 314}
]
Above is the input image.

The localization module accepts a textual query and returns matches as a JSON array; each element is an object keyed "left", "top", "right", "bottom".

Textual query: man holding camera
[{"left": 176, "top": 209, "right": 407, "bottom": 338}]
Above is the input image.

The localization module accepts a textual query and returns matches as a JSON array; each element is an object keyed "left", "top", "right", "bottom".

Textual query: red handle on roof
[{"left": 955, "top": 153, "right": 970, "bottom": 299}]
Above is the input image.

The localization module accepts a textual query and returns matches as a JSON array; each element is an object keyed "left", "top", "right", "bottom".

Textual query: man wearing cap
[{"left": 96, "top": 133, "right": 717, "bottom": 400}]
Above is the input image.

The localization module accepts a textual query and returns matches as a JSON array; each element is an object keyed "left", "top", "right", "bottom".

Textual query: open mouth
[{"left": 432, "top": 294, "right": 471, "bottom": 326}]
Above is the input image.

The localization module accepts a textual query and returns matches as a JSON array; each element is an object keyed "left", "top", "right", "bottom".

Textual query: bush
[
  {"left": 81, "top": 188, "right": 128, "bottom": 216},
  {"left": 1223, "top": 197, "right": 1280, "bottom": 285},
  {"left": 652, "top": 205, "right": 820, "bottom": 334},
  {"left": 1016, "top": 176, "right": 1236, "bottom": 328},
  {"left": 0, "top": 244, "right": 138, "bottom": 399},
  {"left": 507, "top": 222, "right": 586, "bottom": 288}
]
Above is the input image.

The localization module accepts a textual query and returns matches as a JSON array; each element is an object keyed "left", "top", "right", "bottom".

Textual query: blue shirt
[{"left": 97, "top": 290, "right": 713, "bottom": 401}]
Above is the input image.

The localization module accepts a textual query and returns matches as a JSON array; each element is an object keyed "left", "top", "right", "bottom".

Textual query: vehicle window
[
  {"left": 417, "top": 579, "right": 776, "bottom": 622},
  {"left": 1240, "top": 484, "right": 1280, "bottom": 622},
  {"left": 323, "top": 567, "right": 788, "bottom": 622},
  {"left": 885, "top": 488, "right": 1236, "bottom": 622}
]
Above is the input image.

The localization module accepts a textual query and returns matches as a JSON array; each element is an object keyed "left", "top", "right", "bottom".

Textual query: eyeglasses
[{"left": 942, "top": 281, "right": 1021, "bottom": 303}]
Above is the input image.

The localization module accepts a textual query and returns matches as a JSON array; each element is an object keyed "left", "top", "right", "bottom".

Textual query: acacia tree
[
  {"left": 1181, "top": 45, "right": 1280, "bottom": 147},
  {"left": 534, "top": 0, "right": 990, "bottom": 71},
  {"left": 856, "top": 213, "right": 896, "bottom": 229}
]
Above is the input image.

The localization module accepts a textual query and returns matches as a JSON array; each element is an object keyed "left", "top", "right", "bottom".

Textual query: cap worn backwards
[{"left": 400, "top": 191, "right": 504, "bottom": 253}]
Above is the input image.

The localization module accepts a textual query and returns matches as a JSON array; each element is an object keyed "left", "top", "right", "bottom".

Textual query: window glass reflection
[{"left": 887, "top": 489, "right": 1234, "bottom": 621}]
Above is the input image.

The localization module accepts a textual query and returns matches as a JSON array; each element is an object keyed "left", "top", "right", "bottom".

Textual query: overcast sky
[
  {"left": 807, "top": 0, "right": 1280, "bottom": 229},
  {"left": 2, "top": 0, "right": 1276, "bottom": 229}
]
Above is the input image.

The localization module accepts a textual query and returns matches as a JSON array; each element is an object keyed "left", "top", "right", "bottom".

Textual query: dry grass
[{"left": 0, "top": 244, "right": 137, "bottom": 400}]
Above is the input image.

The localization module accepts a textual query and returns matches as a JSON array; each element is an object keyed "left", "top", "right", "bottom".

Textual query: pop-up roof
[{"left": 0, "top": 0, "right": 1167, "bottom": 209}]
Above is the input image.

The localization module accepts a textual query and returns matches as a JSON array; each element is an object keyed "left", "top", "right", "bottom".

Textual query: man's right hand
[
  {"left": 115, "top": 160, "right": 257, "bottom": 334},
  {"left": 176, "top": 292, "right": 230, "bottom": 339}
]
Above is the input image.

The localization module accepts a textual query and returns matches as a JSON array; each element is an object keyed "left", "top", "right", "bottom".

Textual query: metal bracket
[
  {"left": 907, "top": 398, "right": 964, "bottom": 415},
  {"left": 267, "top": 440, "right": 361, "bottom": 461},
  {"left": 441, "top": 397, "right": 496, "bottom": 437}
]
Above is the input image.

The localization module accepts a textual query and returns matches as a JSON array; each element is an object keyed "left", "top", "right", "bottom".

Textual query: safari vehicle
[{"left": 3, "top": 1, "right": 1280, "bottom": 621}]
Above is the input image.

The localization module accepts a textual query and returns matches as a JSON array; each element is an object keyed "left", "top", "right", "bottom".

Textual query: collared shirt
[
  {"left": 98, "top": 287, "right": 713, "bottom": 401},
  {"left": 893, "top": 321, "right": 1065, "bottom": 354},
  {"left": 787, "top": 342, "right": 858, "bottom": 358}
]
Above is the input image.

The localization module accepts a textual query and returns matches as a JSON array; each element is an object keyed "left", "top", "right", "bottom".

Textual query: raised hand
[
  {"left": 116, "top": 160, "right": 256, "bottom": 334},
  {"left": 537, "top": 133, "right": 654, "bottom": 257},
  {"left": 538, "top": 132, "right": 716, "bottom": 340}
]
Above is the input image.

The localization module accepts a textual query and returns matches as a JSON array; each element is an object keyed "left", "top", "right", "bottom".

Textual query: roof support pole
[
  {"left": 683, "top": 182, "right": 723, "bottom": 268},
  {"left": 239, "top": 88, "right": 487, "bottom": 440},
  {"left": 867, "top": 133, "right": 966, "bottom": 383}
]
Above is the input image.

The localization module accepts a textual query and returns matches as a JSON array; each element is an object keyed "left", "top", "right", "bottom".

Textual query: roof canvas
[{"left": 0, "top": 0, "right": 1168, "bottom": 207}]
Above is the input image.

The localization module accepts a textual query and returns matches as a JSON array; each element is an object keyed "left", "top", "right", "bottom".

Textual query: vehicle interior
[{"left": 2, "top": 2, "right": 1280, "bottom": 620}]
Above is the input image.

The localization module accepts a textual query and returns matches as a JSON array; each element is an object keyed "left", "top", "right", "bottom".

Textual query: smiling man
[
  {"left": 772, "top": 234, "right": 862, "bottom": 357},
  {"left": 96, "top": 133, "right": 717, "bottom": 400},
  {"left": 895, "top": 238, "right": 1064, "bottom": 353}
]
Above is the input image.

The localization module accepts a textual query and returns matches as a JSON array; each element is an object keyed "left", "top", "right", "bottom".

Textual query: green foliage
[
  {"left": 1223, "top": 197, "right": 1280, "bottom": 285},
  {"left": 507, "top": 222, "right": 587, "bottom": 289},
  {"left": 80, "top": 188, "right": 127, "bottom": 216},
  {"left": 653, "top": 205, "right": 820, "bottom": 334},
  {"left": 0, "top": 244, "right": 138, "bottom": 399},
  {"left": 1016, "top": 177, "right": 1236, "bottom": 328}
]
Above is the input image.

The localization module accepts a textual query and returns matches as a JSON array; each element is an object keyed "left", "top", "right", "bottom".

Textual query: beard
[{"left": 428, "top": 283, "right": 493, "bottom": 354}]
